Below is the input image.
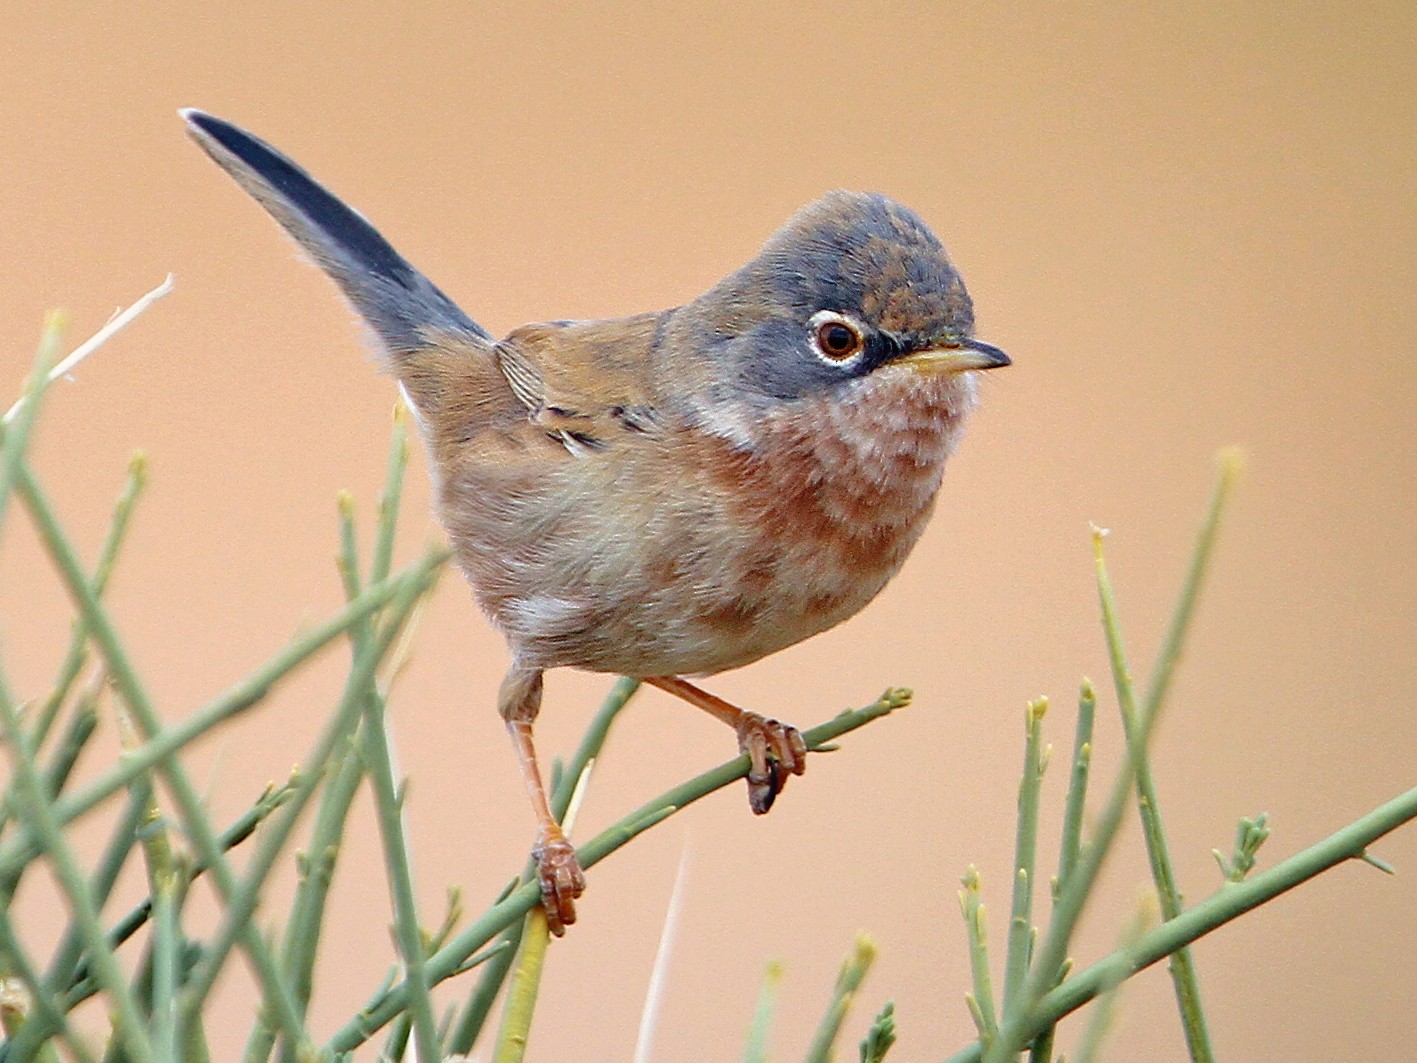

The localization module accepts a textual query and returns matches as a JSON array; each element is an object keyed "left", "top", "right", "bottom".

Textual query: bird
[{"left": 182, "top": 109, "right": 1010, "bottom": 935}]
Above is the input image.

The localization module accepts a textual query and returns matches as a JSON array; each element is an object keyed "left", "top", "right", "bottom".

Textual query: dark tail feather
[{"left": 182, "top": 109, "right": 491, "bottom": 354}]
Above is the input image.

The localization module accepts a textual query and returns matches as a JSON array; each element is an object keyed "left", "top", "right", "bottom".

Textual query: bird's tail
[{"left": 182, "top": 109, "right": 491, "bottom": 358}]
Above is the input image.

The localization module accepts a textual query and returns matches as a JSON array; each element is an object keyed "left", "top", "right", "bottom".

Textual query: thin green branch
[
  {"left": 957, "top": 868, "right": 997, "bottom": 1048},
  {"left": 327, "top": 687, "right": 912, "bottom": 1054},
  {"left": 274, "top": 739, "right": 362, "bottom": 1019},
  {"left": 804, "top": 934, "right": 877, "bottom": 1063},
  {"left": 0, "top": 681, "right": 105, "bottom": 903},
  {"left": 0, "top": 905, "right": 95, "bottom": 1063},
  {"left": 148, "top": 882, "right": 181, "bottom": 1063},
  {"left": 741, "top": 961, "right": 783, "bottom": 1063},
  {"left": 1024, "top": 963, "right": 1073, "bottom": 1063},
  {"left": 0, "top": 544, "right": 446, "bottom": 878},
  {"left": 490, "top": 909, "right": 551, "bottom": 1063},
  {"left": 63, "top": 777, "right": 298, "bottom": 1010},
  {"left": 943, "top": 779, "right": 1417, "bottom": 1063},
  {"left": 38, "top": 686, "right": 101, "bottom": 804},
  {"left": 257, "top": 418, "right": 418, "bottom": 1063},
  {"left": 395, "top": 896, "right": 468, "bottom": 1059},
  {"left": 181, "top": 574, "right": 438, "bottom": 1020},
  {"left": 119, "top": 703, "right": 187, "bottom": 1063},
  {"left": 0, "top": 680, "right": 105, "bottom": 902},
  {"left": 0, "top": 312, "right": 63, "bottom": 537},
  {"left": 1002, "top": 699, "right": 1048, "bottom": 1017},
  {"left": 983, "top": 456, "right": 1237, "bottom": 1063},
  {"left": 1140, "top": 449, "right": 1243, "bottom": 720},
  {"left": 330, "top": 412, "right": 440, "bottom": 1059},
  {"left": 447, "top": 899, "right": 522, "bottom": 1057},
  {"left": 1094, "top": 529, "right": 1214, "bottom": 1061},
  {"left": 1213, "top": 814, "right": 1270, "bottom": 883},
  {"left": 859, "top": 1001, "right": 898, "bottom": 1063},
  {"left": 1030, "top": 686, "right": 1096, "bottom": 1063},
  {"left": 371, "top": 404, "right": 410, "bottom": 588},
  {"left": 13, "top": 460, "right": 316, "bottom": 1058},
  {"left": 1073, "top": 897, "right": 1155, "bottom": 1063},
  {"left": 45, "top": 782, "right": 149, "bottom": 997},
  {"left": 345, "top": 415, "right": 438, "bottom": 1063},
  {"left": 380, "top": 1014, "right": 412, "bottom": 1063},
  {"left": 260, "top": 495, "right": 378, "bottom": 1063},
  {"left": 28, "top": 452, "right": 146, "bottom": 761},
  {"left": 0, "top": 676, "right": 154, "bottom": 1063},
  {"left": 1054, "top": 679, "right": 1096, "bottom": 901},
  {"left": 361, "top": 678, "right": 440, "bottom": 1062}
]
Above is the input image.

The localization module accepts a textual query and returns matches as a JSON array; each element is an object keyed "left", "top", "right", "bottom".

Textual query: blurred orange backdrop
[{"left": 2, "top": 4, "right": 1414, "bottom": 1061}]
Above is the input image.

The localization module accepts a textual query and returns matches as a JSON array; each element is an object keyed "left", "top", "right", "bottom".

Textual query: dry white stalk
[{"left": 4, "top": 274, "right": 174, "bottom": 425}]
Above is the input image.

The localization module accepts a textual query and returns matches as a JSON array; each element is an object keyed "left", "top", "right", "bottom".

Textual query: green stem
[
  {"left": 1054, "top": 679, "right": 1096, "bottom": 899},
  {"left": 958, "top": 868, "right": 998, "bottom": 1047},
  {"left": 149, "top": 883, "right": 181, "bottom": 1063},
  {"left": 982, "top": 458, "right": 1238, "bottom": 1063},
  {"left": 859, "top": 1001, "right": 898, "bottom": 1063},
  {"left": 0, "top": 313, "right": 63, "bottom": 538},
  {"left": 181, "top": 577, "right": 437, "bottom": 1018},
  {"left": 122, "top": 720, "right": 187, "bottom": 1063},
  {"left": 361, "top": 683, "right": 441, "bottom": 1062},
  {"left": 0, "top": 687, "right": 105, "bottom": 898},
  {"left": 804, "top": 934, "right": 877, "bottom": 1063},
  {"left": 326, "top": 687, "right": 912, "bottom": 1053},
  {"left": 1094, "top": 531, "right": 1214, "bottom": 1061},
  {"left": 1073, "top": 899, "right": 1154, "bottom": 1063},
  {"left": 13, "top": 460, "right": 316, "bottom": 1059},
  {"left": 0, "top": 900, "right": 96, "bottom": 1063},
  {"left": 0, "top": 547, "right": 446, "bottom": 877},
  {"left": 253, "top": 424, "right": 417, "bottom": 1063},
  {"left": 61, "top": 780, "right": 296, "bottom": 1009},
  {"left": 260, "top": 496, "right": 376, "bottom": 1063},
  {"left": 45, "top": 783, "right": 149, "bottom": 994},
  {"left": 1002, "top": 699, "right": 1047, "bottom": 1017},
  {"left": 1141, "top": 449, "right": 1242, "bottom": 721},
  {"left": 275, "top": 739, "right": 362, "bottom": 1012},
  {"left": 1030, "top": 684, "right": 1095, "bottom": 1063},
  {"left": 0, "top": 678, "right": 154, "bottom": 1063},
  {"left": 28, "top": 452, "right": 146, "bottom": 763},
  {"left": 490, "top": 911, "right": 551, "bottom": 1063},
  {"left": 261, "top": 417, "right": 418, "bottom": 1063},
  {"left": 741, "top": 961, "right": 783, "bottom": 1063},
  {"left": 380, "top": 1014, "right": 413, "bottom": 1063},
  {"left": 371, "top": 404, "right": 409, "bottom": 588},
  {"left": 337, "top": 413, "right": 439, "bottom": 1059},
  {"left": 943, "top": 779, "right": 1417, "bottom": 1063},
  {"left": 38, "top": 689, "right": 101, "bottom": 804}
]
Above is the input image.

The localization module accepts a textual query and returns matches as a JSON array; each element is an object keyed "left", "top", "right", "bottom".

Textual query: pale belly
[{"left": 450, "top": 367, "right": 974, "bottom": 678}]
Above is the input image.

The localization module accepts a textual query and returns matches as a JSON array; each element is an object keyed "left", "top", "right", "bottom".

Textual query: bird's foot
[
  {"left": 736, "top": 713, "right": 808, "bottom": 814},
  {"left": 532, "top": 828, "right": 586, "bottom": 936}
]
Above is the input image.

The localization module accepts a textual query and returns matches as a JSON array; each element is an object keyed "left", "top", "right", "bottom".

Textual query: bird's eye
[{"left": 809, "top": 313, "right": 865, "bottom": 364}]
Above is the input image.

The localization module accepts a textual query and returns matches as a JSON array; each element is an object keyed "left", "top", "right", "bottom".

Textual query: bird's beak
[{"left": 898, "top": 337, "right": 1011, "bottom": 376}]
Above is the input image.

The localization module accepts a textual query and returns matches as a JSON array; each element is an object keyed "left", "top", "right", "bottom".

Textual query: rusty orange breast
[{"left": 669, "top": 366, "right": 978, "bottom": 670}]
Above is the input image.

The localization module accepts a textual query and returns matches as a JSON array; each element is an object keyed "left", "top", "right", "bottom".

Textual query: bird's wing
[{"left": 495, "top": 312, "right": 670, "bottom": 453}]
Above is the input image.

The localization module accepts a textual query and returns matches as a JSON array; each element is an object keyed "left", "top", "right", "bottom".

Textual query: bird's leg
[
  {"left": 499, "top": 666, "right": 585, "bottom": 935},
  {"left": 645, "top": 676, "right": 807, "bottom": 814}
]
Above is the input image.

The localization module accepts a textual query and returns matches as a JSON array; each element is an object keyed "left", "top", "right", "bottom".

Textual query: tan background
[{"left": 3, "top": 3, "right": 1415, "bottom": 1060}]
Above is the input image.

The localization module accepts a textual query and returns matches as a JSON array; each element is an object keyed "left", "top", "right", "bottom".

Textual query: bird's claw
[
  {"left": 532, "top": 830, "right": 586, "bottom": 936},
  {"left": 737, "top": 712, "right": 808, "bottom": 814}
]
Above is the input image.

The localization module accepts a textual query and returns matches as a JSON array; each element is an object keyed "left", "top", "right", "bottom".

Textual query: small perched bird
[{"left": 183, "top": 110, "right": 1009, "bottom": 934}]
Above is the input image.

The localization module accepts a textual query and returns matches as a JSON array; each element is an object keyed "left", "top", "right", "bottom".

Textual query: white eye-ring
[{"left": 807, "top": 310, "right": 867, "bottom": 367}]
